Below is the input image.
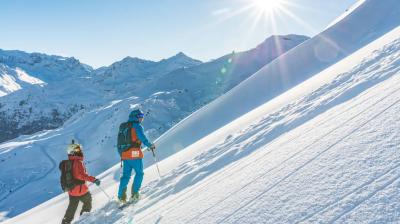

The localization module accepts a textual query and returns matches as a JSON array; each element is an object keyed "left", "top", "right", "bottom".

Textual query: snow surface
[
  {"left": 4, "top": 0, "right": 400, "bottom": 223},
  {"left": 325, "top": 0, "right": 366, "bottom": 29},
  {"left": 0, "top": 65, "right": 45, "bottom": 97}
]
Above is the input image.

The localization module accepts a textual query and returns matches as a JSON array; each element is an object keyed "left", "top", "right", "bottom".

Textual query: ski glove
[
  {"left": 150, "top": 144, "right": 156, "bottom": 150},
  {"left": 94, "top": 179, "right": 101, "bottom": 186}
]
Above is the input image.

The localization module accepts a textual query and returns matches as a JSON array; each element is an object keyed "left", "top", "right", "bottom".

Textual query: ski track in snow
[
  {"left": 297, "top": 165, "right": 400, "bottom": 223},
  {"left": 335, "top": 176, "right": 400, "bottom": 223},
  {"left": 329, "top": 173, "right": 400, "bottom": 223},
  {"left": 152, "top": 85, "right": 396, "bottom": 224},
  {"left": 191, "top": 91, "right": 399, "bottom": 224},
  {"left": 222, "top": 96, "right": 400, "bottom": 224}
]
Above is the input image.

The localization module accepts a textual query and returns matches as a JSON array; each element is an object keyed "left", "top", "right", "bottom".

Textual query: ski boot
[
  {"left": 130, "top": 192, "right": 140, "bottom": 203},
  {"left": 118, "top": 189, "right": 127, "bottom": 203}
]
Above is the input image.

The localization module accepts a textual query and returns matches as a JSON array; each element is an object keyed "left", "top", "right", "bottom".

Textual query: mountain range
[{"left": 0, "top": 35, "right": 308, "bottom": 144}]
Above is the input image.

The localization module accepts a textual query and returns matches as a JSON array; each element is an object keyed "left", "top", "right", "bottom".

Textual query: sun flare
[{"left": 252, "top": 0, "right": 284, "bottom": 15}]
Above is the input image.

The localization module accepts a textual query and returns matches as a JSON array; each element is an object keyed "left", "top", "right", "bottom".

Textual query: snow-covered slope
[
  {"left": 152, "top": 0, "right": 400, "bottom": 160},
  {"left": 0, "top": 64, "right": 45, "bottom": 97},
  {"left": 0, "top": 34, "right": 307, "bottom": 219},
  {"left": 6, "top": 13, "right": 400, "bottom": 224}
]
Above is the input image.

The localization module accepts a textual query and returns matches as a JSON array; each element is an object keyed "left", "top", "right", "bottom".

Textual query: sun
[{"left": 252, "top": 0, "right": 284, "bottom": 15}]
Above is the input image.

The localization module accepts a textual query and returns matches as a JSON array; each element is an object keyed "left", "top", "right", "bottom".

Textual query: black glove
[
  {"left": 150, "top": 144, "right": 156, "bottom": 150},
  {"left": 94, "top": 179, "right": 101, "bottom": 186}
]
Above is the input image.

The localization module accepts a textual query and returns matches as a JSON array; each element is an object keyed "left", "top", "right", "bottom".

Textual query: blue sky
[{"left": 0, "top": 0, "right": 357, "bottom": 68}]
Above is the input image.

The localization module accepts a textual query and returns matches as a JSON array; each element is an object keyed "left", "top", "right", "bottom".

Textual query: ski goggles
[{"left": 137, "top": 113, "right": 145, "bottom": 118}]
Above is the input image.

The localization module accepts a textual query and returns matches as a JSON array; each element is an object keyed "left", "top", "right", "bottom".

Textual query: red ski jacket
[{"left": 68, "top": 155, "right": 96, "bottom": 196}]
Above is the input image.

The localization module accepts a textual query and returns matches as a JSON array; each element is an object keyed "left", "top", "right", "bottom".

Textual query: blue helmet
[{"left": 129, "top": 109, "right": 144, "bottom": 121}]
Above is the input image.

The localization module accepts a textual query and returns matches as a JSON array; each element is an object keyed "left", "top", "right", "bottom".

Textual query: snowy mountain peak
[
  {"left": 175, "top": 51, "right": 186, "bottom": 57},
  {"left": 170, "top": 52, "right": 191, "bottom": 60},
  {"left": 119, "top": 56, "right": 155, "bottom": 65},
  {"left": 0, "top": 49, "right": 91, "bottom": 70},
  {"left": 160, "top": 52, "right": 202, "bottom": 65},
  {"left": 0, "top": 49, "right": 93, "bottom": 82}
]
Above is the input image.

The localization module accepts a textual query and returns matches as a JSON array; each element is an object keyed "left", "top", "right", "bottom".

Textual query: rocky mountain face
[{"left": 0, "top": 50, "right": 96, "bottom": 143}]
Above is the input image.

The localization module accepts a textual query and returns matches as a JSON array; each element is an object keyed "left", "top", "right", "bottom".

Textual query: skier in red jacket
[{"left": 61, "top": 142, "right": 100, "bottom": 224}]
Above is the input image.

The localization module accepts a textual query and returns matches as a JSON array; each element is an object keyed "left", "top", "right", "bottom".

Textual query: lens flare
[{"left": 252, "top": 0, "right": 284, "bottom": 15}]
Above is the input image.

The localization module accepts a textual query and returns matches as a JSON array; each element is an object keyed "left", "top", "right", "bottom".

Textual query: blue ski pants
[{"left": 118, "top": 159, "right": 144, "bottom": 198}]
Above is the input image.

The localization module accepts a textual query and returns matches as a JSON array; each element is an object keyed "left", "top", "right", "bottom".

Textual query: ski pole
[
  {"left": 96, "top": 185, "right": 112, "bottom": 201},
  {"left": 151, "top": 148, "right": 162, "bottom": 178}
]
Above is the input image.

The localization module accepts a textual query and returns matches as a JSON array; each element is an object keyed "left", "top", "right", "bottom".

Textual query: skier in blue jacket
[{"left": 117, "top": 109, "right": 155, "bottom": 203}]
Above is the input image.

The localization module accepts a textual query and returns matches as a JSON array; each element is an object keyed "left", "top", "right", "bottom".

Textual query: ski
[{"left": 118, "top": 199, "right": 139, "bottom": 210}]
